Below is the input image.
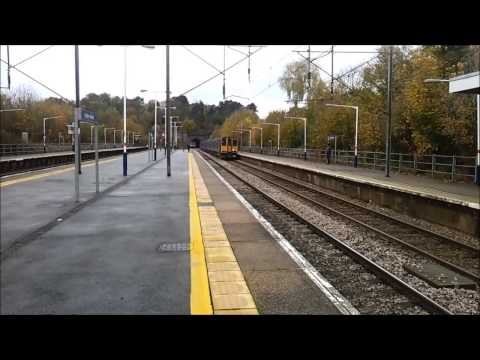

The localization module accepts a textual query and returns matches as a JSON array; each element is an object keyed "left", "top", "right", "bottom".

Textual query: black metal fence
[
  {"left": 241, "top": 146, "right": 477, "bottom": 183},
  {"left": 0, "top": 143, "right": 146, "bottom": 157}
]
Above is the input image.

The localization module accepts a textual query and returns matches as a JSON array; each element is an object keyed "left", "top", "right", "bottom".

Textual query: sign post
[{"left": 78, "top": 108, "right": 99, "bottom": 193}]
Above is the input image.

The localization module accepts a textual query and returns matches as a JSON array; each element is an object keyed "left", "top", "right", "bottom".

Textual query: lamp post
[
  {"left": 235, "top": 129, "right": 252, "bottom": 150},
  {"left": 425, "top": 78, "right": 480, "bottom": 185},
  {"left": 262, "top": 122, "right": 280, "bottom": 156},
  {"left": 165, "top": 45, "right": 171, "bottom": 176},
  {"left": 284, "top": 116, "right": 307, "bottom": 160},
  {"left": 113, "top": 129, "right": 122, "bottom": 145},
  {"left": 157, "top": 105, "right": 176, "bottom": 153},
  {"left": 104, "top": 127, "right": 115, "bottom": 146},
  {"left": 251, "top": 126, "right": 263, "bottom": 152},
  {"left": 171, "top": 116, "right": 180, "bottom": 148},
  {"left": 174, "top": 125, "right": 183, "bottom": 147},
  {"left": 43, "top": 115, "right": 62, "bottom": 153},
  {"left": 140, "top": 89, "right": 163, "bottom": 160},
  {"left": 121, "top": 45, "right": 155, "bottom": 176},
  {"left": 325, "top": 104, "right": 359, "bottom": 167}
]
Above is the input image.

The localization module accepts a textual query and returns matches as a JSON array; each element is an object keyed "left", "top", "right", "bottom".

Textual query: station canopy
[{"left": 449, "top": 71, "right": 480, "bottom": 94}]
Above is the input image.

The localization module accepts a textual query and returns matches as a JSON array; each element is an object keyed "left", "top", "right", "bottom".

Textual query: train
[{"left": 201, "top": 136, "right": 239, "bottom": 160}]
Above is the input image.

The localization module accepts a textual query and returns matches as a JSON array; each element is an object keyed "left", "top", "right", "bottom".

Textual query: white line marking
[{"left": 197, "top": 152, "right": 360, "bottom": 315}]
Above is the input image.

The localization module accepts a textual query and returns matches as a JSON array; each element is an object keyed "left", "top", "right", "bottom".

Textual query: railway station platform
[
  {"left": 1, "top": 151, "right": 190, "bottom": 314},
  {"left": 238, "top": 151, "right": 480, "bottom": 237},
  {"left": 239, "top": 152, "right": 479, "bottom": 209},
  {"left": 1, "top": 149, "right": 352, "bottom": 314}
]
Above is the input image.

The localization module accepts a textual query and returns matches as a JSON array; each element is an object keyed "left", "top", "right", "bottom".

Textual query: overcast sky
[{"left": 1, "top": 45, "right": 380, "bottom": 118}]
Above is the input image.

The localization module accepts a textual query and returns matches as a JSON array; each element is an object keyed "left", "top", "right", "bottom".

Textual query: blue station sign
[{"left": 79, "top": 108, "right": 97, "bottom": 124}]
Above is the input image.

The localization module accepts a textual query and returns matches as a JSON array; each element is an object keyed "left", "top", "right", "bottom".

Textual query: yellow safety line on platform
[
  {"left": 189, "top": 153, "right": 214, "bottom": 315},
  {"left": 0, "top": 158, "right": 118, "bottom": 188},
  {"left": 191, "top": 153, "right": 258, "bottom": 315}
]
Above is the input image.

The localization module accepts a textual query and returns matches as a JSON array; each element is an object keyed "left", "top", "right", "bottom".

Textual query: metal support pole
[
  {"left": 331, "top": 45, "right": 334, "bottom": 95},
  {"left": 432, "top": 154, "right": 435, "bottom": 176},
  {"left": 166, "top": 45, "right": 171, "bottom": 177},
  {"left": 277, "top": 124, "right": 280, "bottom": 156},
  {"left": 475, "top": 94, "right": 480, "bottom": 185},
  {"left": 223, "top": 45, "right": 226, "bottom": 100},
  {"left": 74, "top": 45, "right": 80, "bottom": 202},
  {"left": 334, "top": 136, "right": 337, "bottom": 164},
  {"left": 451, "top": 155, "right": 456, "bottom": 182},
  {"left": 307, "top": 45, "right": 311, "bottom": 91},
  {"left": 164, "top": 108, "right": 167, "bottom": 154},
  {"left": 260, "top": 128, "right": 263, "bottom": 153},
  {"left": 304, "top": 118, "right": 307, "bottom": 160},
  {"left": 354, "top": 107, "right": 358, "bottom": 168},
  {"left": 95, "top": 125, "right": 99, "bottom": 193},
  {"left": 123, "top": 46, "right": 127, "bottom": 176},
  {"left": 385, "top": 46, "right": 393, "bottom": 177},
  {"left": 154, "top": 99, "right": 157, "bottom": 160},
  {"left": 43, "top": 118, "right": 46, "bottom": 153},
  {"left": 91, "top": 126, "right": 94, "bottom": 145}
]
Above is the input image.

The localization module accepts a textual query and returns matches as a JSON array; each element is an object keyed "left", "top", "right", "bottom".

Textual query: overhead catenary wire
[
  {"left": 179, "top": 46, "right": 265, "bottom": 97},
  {"left": 250, "top": 45, "right": 305, "bottom": 99},
  {"left": 181, "top": 46, "right": 224, "bottom": 74},
  {"left": 0, "top": 58, "right": 70, "bottom": 102},
  {"left": 251, "top": 78, "right": 282, "bottom": 99},
  {"left": 295, "top": 52, "right": 356, "bottom": 92},
  {"left": 13, "top": 45, "right": 55, "bottom": 67},
  {"left": 333, "top": 53, "right": 381, "bottom": 82}
]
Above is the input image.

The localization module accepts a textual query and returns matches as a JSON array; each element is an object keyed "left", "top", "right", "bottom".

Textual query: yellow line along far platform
[
  {"left": 0, "top": 158, "right": 118, "bottom": 188},
  {"left": 189, "top": 153, "right": 258, "bottom": 315}
]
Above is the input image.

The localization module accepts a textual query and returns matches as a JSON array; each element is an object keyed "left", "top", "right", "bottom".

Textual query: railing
[
  {"left": 0, "top": 143, "right": 146, "bottom": 157},
  {"left": 241, "top": 145, "right": 477, "bottom": 183}
]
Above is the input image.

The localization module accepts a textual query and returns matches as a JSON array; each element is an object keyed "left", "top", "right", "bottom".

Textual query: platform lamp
[
  {"left": 43, "top": 115, "right": 62, "bottom": 153},
  {"left": 97, "top": 45, "right": 155, "bottom": 175},
  {"left": 262, "top": 122, "right": 280, "bottom": 156},
  {"left": 325, "top": 104, "right": 359, "bottom": 167},
  {"left": 251, "top": 126, "right": 263, "bottom": 153}
]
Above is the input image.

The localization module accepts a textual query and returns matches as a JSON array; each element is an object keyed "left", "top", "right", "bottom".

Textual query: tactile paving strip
[{"left": 191, "top": 154, "right": 258, "bottom": 315}]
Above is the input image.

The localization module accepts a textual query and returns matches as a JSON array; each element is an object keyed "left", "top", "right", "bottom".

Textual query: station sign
[
  {"left": 79, "top": 108, "right": 97, "bottom": 124},
  {"left": 66, "top": 124, "right": 80, "bottom": 135}
]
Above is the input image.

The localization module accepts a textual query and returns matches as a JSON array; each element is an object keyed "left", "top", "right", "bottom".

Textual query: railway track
[
  {"left": 199, "top": 150, "right": 453, "bottom": 315},
  {"left": 234, "top": 158, "right": 480, "bottom": 283}
]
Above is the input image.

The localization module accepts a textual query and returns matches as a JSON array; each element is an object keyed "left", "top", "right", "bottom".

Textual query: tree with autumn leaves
[{"left": 215, "top": 45, "right": 478, "bottom": 157}]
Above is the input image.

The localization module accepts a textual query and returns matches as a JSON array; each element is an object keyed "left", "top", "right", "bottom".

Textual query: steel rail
[
  {"left": 234, "top": 159, "right": 480, "bottom": 282},
  {"left": 200, "top": 150, "right": 453, "bottom": 315}
]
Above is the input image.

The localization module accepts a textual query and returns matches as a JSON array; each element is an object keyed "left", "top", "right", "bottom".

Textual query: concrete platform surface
[
  {"left": 239, "top": 152, "right": 480, "bottom": 210},
  {"left": 194, "top": 151, "right": 346, "bottom": 315},
  {"left": 1, "top": 150, "right": 154, "bottom": 251},
  {"left": 1, "top": 152, "right": 190, "bottom": 314}
]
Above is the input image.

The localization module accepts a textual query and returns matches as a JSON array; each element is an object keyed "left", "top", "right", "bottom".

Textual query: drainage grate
[{"left": 156, "top": 243, "right": 190, "bottom": 253}]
